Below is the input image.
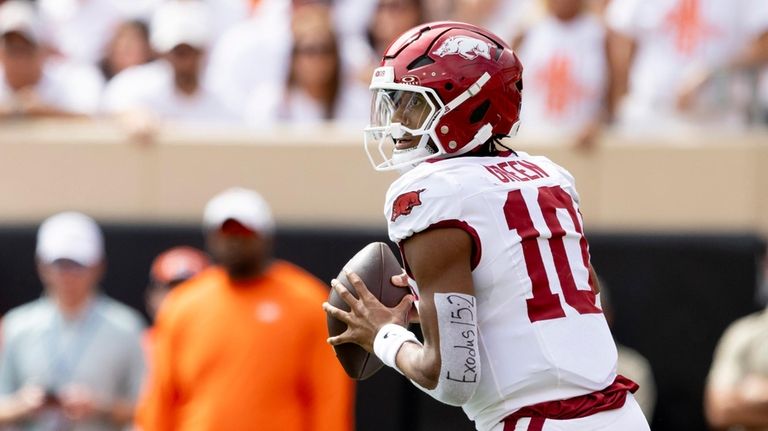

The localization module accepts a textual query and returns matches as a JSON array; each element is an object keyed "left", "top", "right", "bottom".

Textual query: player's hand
[
  {"left": 323, "top": 270, "right": 413, "bottom": 352},
  {"left": 391, "top": 271, "right": 420, "bottom": 323}
]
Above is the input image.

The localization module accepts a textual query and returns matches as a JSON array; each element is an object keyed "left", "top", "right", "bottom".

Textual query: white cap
[
  {"left": 36, "top": 212, "right": 104, "bottom": 266},
  {"left": 150, "top": 0, "right": 210, "bottom": 53},
  {"left": 203, "top": 188, "right": 275, "bottom": 234},
  {"left": 0, "top": 0, "right": 41, "bottom": 43}
]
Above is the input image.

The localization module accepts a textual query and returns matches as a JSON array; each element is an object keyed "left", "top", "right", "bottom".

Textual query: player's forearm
[{"left": 396, "top": 340, "right": 441, "bottom": 389}]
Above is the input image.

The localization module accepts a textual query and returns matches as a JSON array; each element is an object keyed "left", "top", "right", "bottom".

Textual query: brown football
[{"left": 327, "top": 242, "right": 407, "bottom": 380}]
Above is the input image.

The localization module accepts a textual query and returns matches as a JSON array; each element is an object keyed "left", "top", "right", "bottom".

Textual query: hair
[
  {"left": 286, "top": 6, "right": 341, "bottom": 120},
  {"left": 366, "top": 0, "right": 425, "bottom": 55},
  {"left": 98, "top": 20, "right": 151, "bottom": 80}
]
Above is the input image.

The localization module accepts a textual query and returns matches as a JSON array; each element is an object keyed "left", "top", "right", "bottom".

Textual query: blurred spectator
[
  {"left": 0, "top": 212, "right": 145, "bottom": 430},
  {"left": 136, "top": 187, "right": 354, "bottom": 431},
  {"left": 102, "top": 0, "right": 236, "bottom": 138},
  {"left": 513, "top": 0, "right": 609, "bottom": 149},
  {"left": 145, "top": 246, "right": 210, "bottom": 321},
  {"left": 333, "top": 0, "right": 378, "bottom": 40},
  {"left": 705, "top": 258, "right": 768, "bottom": 430},
  {"left": 367, "top": 0, "right": 424, "bottom": 57},
  {"left": 0, "top": 0, "right": 104, "bottom": 118},
  {"left": 345, "top": 0, "right": 423, "bottom": 95},
  {"left": 450, "top": 0, "right": 535, "bottom": 42},
  {"left": 207, "top": 0, "right": 374, "bottom": 122},
  {"left": 606, "top": 0, "right": 768, "bottom": 136},
  {"left": 37, "top": 0, "right": 156, "bottom": 65},
  {"left": 760, "top": 69, "right": 768, "bottom": 124},
  {"left": 244, "top": 4, "right": 369, "bottom": 128},
  {"left": 98, "top": 20, "right": 153, "bottom": 82},
  {"left": 206, "top": 0, "right": 293, "bottom": 115},
  {"left": 600, "top": 279, "right": 656, "bottom": 421},
  {"left": 141, "top": 246, "right": 209, "bottom": 379}
]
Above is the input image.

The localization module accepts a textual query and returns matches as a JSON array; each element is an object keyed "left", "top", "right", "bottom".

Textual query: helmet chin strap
[
  {"left": 390, "top": 134, "right": 435, "bottom": 174},
  {"left": 444, "top": 123, "right": 493, "bottom": 157}
]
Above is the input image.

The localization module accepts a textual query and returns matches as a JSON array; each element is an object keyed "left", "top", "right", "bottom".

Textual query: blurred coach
[
  {"left": 137, "top": 187, "right": 353, "bottom": 431},
  {"left": 0, "top": 212, "right": 145, "bottom": 430}
]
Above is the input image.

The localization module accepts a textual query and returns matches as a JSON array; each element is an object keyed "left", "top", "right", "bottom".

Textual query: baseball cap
[
  {"left": 151, "top": 246, "right": 210, "bottom": 286},
  {"left": 36, "top": 212, "right": 104, "bottom": 267},
  {"left": 203, "top": 187, "right": 275, "bottom": 235},
  {"left": 150, "top": 0, "right": 210, "bottom": 53},
  {"left": 0, "top": 0, "right": 42, "bottom": 43}
]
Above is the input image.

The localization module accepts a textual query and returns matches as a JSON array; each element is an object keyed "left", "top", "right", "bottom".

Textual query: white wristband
[{"left": 373, "top": 323, "right": 421, "bottom": 371}]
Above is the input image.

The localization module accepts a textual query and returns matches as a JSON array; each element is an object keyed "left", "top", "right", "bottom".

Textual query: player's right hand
[{"left": 391, "top": 271, "right": 420, "bottom": 324}]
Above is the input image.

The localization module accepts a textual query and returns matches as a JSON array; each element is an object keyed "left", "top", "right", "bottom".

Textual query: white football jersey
[{"left": 385, "top": 152, "right": 618, "bottom": 431}]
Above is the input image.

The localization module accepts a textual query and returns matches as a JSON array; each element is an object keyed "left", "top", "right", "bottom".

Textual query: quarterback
[{"left": 323, "top": 21, "right": 650, "bottom": 431}]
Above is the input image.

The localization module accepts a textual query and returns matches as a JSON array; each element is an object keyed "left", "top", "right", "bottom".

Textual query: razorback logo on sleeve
[{"left": 391, "top": 189, "right": 426, "bottom": 222}]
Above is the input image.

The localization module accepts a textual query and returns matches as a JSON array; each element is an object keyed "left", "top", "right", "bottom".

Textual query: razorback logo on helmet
[
  {"left": 391, "top": 189, "right": 426, "bottom": 222},
  {"left": 432, "top": 36, "right": 491, "bottom": 60}
]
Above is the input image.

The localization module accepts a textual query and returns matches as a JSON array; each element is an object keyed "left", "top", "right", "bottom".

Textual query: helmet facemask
[{"left": 364, "top": 82, "right": 445, "bottom": 173}]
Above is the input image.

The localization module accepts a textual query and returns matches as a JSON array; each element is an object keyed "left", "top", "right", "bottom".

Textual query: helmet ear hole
[
  {"left": 515, "top": 79, "right": 523, "bottom": 92},
  {"left": 470, "top": 99, "right": 491, "bottom": 124}
]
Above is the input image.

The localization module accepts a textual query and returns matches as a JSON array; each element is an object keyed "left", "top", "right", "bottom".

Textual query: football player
[{"left": 323, "top": 21, "right": 650, "bottom": 430}]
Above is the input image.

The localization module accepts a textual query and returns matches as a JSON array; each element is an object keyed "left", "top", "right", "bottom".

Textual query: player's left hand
[{"left": 323, "top": 270, "right": 413, "bottom": 352}]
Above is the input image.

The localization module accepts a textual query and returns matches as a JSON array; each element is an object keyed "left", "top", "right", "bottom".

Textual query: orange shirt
[{"left": 136, "top": 260, "right": 354, "bottom": 431}]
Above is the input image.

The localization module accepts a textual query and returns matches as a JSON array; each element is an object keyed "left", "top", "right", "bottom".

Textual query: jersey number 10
[{"left": 503, "top": 185, "right": 602, "bottom": 323}]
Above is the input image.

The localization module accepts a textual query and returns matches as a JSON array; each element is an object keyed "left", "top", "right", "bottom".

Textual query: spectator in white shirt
[
  {"left": 0, "top": 1, "right": 104, "bottom": 119},
  {"left": 243, "top": 3, "right": 369, "bottom": 128},
  {"left": 102, "top": 0, "right": 236, "bottom": 137},
  {"left": 513, "top": 0, "right": 609, "bottom": 149},
  {"left": 206, "top": 0, "right": 293, "bottom": 117},
  {"left": 98, "top": 20, "right": 154, "bottom": 82},
  {"left": 606, "top": 0, "right": 768, "bottom": 137},
  {"left": 37, "top": 0, "right": 157, "bottom": 66}
]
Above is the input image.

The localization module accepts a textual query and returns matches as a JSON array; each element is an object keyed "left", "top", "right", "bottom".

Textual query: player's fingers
[
  {"left": 390, "top": 271, "right": 410, "bottom": 288},
  {"left": 326, "top": 329, "right": 355, "bottom": 346},
  {"left": 393, "top": 294, "right": 414, "bottom": 318},
  {"left": 344, "top": 270, "right": 376, "bottom": 300},
  {"left": 322, "top": 302, "right": 352, "bottom": 324},
  {"left": 331, "top": 279, "right": 358, "bottom": 307}
]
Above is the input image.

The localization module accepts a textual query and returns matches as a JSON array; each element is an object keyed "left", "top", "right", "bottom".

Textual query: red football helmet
[{"left": 364, "top": 21, "right": 523, "bottom": 172}]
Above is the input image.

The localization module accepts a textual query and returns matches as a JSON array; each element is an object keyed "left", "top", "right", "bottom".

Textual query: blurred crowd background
[
  {"left": 0, "top": 0, "right": 767, "bottom": 430},
  {"left": 0, "top": 0, "right": 766, "bottom": 142}
]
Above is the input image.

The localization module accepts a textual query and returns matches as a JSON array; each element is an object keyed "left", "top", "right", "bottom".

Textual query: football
[{"left": 327, "top": 242, "right": 407, "bottom": 380}]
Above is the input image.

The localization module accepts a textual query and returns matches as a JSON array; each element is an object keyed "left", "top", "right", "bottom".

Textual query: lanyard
[{"left": 45, "top": 297, "right": 101, "bottom": 390}]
